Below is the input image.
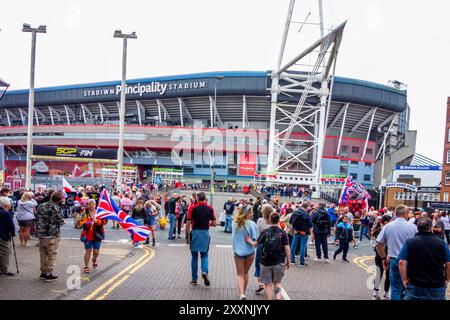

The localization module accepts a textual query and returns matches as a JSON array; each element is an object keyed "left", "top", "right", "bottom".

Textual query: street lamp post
[
  {"left": 22, "top": 24, "right": 46, "bottom": 190},
  {"left": 209, "top": 76, "right": 224, "bottom": 206},
  {"left": 114, "top": 30, "right": 137, "bottom": 194}
]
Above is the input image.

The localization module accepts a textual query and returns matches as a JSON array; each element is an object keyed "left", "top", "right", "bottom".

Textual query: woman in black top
[{"left": 371, "top": 215, "right": 392, "bottom": 300}]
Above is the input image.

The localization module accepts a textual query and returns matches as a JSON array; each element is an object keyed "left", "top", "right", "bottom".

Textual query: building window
[
  {"left": 448, "top": 129, "right": 450, "bottom": 143},
  {"left": 447, "top": 150, "right": 450, "bottom": 164},
  {"left": 341, "top": 145, "right": 349, "bottom": 157},
  {"left": 366, "top": 148, "right": 372, "bottom": 155},
  {"left": 444, "top": 192, "right": 449, "bottom": 202},
  {"left": 351, "top": 146, "right": 360, "bottom": 153},
  {"left": 365, "top": 162, "right": 372, "bottom": 168},
  {"left": 340, "top": 161, "right": 348, "bottom": 175},
  {"left": 350, "top": 161, "right": 358, "bottom": 167},
  {"left": 446, "top": 172, "right": 450, "bottom": 185},
  {"left": 363, "top": 174, "right": 371, "bottom": 181},
  {"left": 350, "top": 173, "right": 357, "bottom": 180}
]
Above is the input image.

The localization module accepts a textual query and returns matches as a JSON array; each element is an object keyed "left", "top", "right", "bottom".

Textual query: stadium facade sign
[
  {"left": 83, "top": 80, "right": 207, "bottom": 97},
  {"left": 33, "top": 146, "right": 117, "bottom": 160}
]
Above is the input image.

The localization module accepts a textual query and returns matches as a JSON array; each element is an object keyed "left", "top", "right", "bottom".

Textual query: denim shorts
[
  {"left": 234, "top": 252, "right": 255, "bottom": 260},
  {"left": 84, "top": 240, "right": 102, "bottom": 250}
]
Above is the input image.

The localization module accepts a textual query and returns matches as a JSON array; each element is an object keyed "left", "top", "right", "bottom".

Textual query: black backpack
[
  {"left": 261, "top": 228, "right": 283, "bottom": 264},
  {"left": 291, "top": 211, "right": 309, "bottom": 232},
  {"left": 316, "top": 211, "right": 330, "bottom": 232}
]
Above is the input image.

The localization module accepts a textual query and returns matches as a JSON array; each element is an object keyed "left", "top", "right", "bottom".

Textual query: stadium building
[{"left": 0, "top": 70, "right": 409, "bottom": 189}]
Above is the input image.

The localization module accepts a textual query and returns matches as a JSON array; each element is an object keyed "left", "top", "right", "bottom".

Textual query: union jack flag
[{"left": 95, "top": 189, "right": 151, "bottom": 242}]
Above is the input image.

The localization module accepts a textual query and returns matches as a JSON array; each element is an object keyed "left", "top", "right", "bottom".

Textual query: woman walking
[
  {"left": 131, "top": 199, "right": 146, "bottom": 248},
  {"left": 333, "top": 215, "right": 353, "bottom": 262},
  {"left": 371, "top": 215, "right": 392, "bottom": 300},
  {"left": 232, "top": 205, "right": 258, "bottom": 300},
  {"left": 144, "top": 200, "right": 160, "bottom": 246},
  {"left": 16, "top": 192, "right": 38, "bottom": 247},
  {"left": 80, "top": 199, "right": 107, "bottom": 274}
]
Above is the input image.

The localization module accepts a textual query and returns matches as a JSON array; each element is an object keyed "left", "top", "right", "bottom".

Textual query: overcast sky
[{"left": 0, "top": 0, "right": 449, "bottom": 163}]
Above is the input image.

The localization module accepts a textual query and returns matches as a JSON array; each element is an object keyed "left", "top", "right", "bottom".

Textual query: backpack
[
  {"left": 316, "top": 211, "right": 330, "bottom": 232},
  {"left": 261, "top": 228, "right": 283, "bottom": 264},
  {"left": 291, "top": 212, "right": 309, "bottom": 232}
]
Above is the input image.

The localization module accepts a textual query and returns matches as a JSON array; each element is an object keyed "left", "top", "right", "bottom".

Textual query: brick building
[{"left": 440, "top": 97, "right": 450, "bottom": 202}]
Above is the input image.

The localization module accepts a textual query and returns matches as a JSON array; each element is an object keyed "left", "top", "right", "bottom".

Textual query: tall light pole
[
  {"left": 379, "top": 130, "right": 388, "bottom": 208},
  {"left": 22, "top": 24, "right": 46, "bottom": 190},
  {"left": 114, "top": 30, "right": 137, "bottom": 194},
  {"left": 209, "top": 76, "right": 224, "bottom": 206}
]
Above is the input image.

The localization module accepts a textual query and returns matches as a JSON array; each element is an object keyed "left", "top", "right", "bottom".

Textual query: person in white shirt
[{"left": 440, "top": 211, "right": 450, "bottom": 245}]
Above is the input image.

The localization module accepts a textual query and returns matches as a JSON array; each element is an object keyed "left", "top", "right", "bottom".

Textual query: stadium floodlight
[
  {"left": 114, "top": 29, "right": 137, "bottom": 194},
  {"left": 22, "top": 23, "right": 47, "bottom": 191}
]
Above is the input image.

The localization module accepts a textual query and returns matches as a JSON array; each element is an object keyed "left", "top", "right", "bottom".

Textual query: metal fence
[{"left": 31, "top": 176, "right": 113, "bottom": 190}]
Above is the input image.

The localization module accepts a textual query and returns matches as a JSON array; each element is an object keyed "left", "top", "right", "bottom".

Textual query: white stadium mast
[{"left": 266, "top": 0, "right": 346, "bottom": 194}]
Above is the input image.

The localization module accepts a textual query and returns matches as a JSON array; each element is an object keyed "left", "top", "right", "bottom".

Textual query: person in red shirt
[{"left": 185, "top": 192, "right": 216, "bottom": 286}]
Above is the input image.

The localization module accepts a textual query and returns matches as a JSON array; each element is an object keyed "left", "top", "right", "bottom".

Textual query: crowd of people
[{"left": 0, "top": 184, "right": 449, "bottom": 301}]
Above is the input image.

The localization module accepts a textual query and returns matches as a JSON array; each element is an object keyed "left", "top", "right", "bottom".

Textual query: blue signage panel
[{"left": 396, "top": 165, "right": 442, "bottom": 171}]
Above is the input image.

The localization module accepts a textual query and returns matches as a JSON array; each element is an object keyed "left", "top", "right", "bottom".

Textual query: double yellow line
[
  {"left": 83, "top": 247, "right": 155, "bottom": 300},
  {"left": 353, "top": 255, "right": 375, "bottom": 273}
]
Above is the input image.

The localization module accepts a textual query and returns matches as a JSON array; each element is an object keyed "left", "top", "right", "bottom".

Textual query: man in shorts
[{"left": 257, "top": 212, "right": 290, "bottom": 300}]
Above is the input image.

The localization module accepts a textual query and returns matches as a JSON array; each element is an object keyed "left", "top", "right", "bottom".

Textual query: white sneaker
[
  {"left": 313, "top": 258, "right": 322, "bottom": 263},
  {"left": 240, "top": 294, "right": 247, "bottom": 300},
  {"left": 324, "top": 259, "right": 330, "bottom": 263}
]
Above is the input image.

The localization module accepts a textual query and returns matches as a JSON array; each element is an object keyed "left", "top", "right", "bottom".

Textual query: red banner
[{"left": 238, "top": 154, "right": 257, "bottom": 176}]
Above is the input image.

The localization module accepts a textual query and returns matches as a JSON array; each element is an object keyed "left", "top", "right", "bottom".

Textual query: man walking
[
  {"left": 223, "top": 197, "right": 237, "bottom": 233},
  {"left": 375, "top": 205, "right": 417, "bottom": 300},
  {"left": 35, "top": 191, "right": 66, "bottom": 282},
  {"left": 0, "top": 197, "right": 16, "bottom": 276},
  {"left": 167, "top": 193, "right": 180, "bottom": 240},
  {"left": 185, "top": 192, "right": 216, "bottom": 286},
  {"left": 399, "top": 218, "right": 450, "bottom": 300},
  {"left": 289, "top": 202, "right": 312, "bottom": 267},
  {"left": 311, "top": 203, "right": 331, "bottom": 263}
]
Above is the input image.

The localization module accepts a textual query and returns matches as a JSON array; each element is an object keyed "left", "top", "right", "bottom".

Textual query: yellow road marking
[
  {"left": 353, "top": 255, "right": 375, "bottom": 273},
  {"left": 83, "top": 247, "right": 151, "bottom": 300},
  {"left": 129, "top": 249, "right": 155, "bottom": 274},
  {"left": 95, "top": 275, "right": 130, "bottom": 300}
]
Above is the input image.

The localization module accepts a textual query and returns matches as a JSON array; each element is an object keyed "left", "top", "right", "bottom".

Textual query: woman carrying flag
[{"left": 80, "top": 199, "right": 107, "bottom": 273}]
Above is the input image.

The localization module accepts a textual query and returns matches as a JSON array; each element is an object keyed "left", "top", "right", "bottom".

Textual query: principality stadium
[
  {"left": 0, "top": 69, "right": 408, "bottom": 189},
  {"left": 0, "top": 4, "right": 410, "bottom": 194}
]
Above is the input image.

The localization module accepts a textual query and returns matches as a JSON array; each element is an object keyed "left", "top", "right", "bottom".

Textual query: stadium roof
[
  {"left": 410, "top": 153, "right": 442, "bottom": 167},
  {"left": 1, "top": 71, "right": 407, "bottom": 113}
]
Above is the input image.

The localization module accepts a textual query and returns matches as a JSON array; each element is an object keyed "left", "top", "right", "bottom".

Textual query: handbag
[{"left": 93, "top": 224, "right": 105, "bottom": 241}]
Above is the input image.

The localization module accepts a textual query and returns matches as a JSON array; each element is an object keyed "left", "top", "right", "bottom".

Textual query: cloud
[{"left": 366, "top": 4, "right": 383, "bottom": 31}]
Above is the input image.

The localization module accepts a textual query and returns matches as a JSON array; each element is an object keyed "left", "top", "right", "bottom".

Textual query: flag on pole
[{"left": 95, "top": 189, "right": 151, "bottom": 242}]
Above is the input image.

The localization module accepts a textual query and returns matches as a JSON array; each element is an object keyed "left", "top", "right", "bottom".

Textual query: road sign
[{"left": 417, "top": 186, "right": 440, "bottom": 193}]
